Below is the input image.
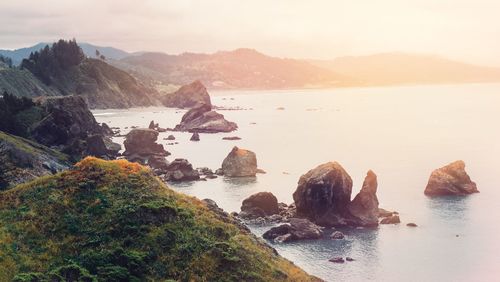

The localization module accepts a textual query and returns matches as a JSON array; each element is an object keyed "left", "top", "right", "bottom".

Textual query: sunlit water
[{"left": 94, "top": 84, "right": 500, "bottom": 282}]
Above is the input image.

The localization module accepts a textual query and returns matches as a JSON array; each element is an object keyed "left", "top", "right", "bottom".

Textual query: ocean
[{"left": 94, "top": 83, "right": 500, "bottom": 281}]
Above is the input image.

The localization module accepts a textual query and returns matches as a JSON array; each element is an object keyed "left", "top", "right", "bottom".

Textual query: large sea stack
[{"left": 293, "top": 162, "right": 381, "bottom": 227}]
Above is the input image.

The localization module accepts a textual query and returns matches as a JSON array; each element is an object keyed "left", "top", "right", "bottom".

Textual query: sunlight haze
[{"left": 1, "top": 0, "right": 499, "bottom": 65}]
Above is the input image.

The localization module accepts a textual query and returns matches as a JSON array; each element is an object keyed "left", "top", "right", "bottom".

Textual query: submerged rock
[
  {"left": 348, "top": 170, "right": 379, "bottom": 227},
  {"left": 329, "top": 257, "right": 345, "bottom": 263},
  {"left": 263, "top": 218, "right": 323, "bottom": 243},
  {"left": 174, "top": 103, "right": 237, "bottom": 133},
  {"left": 240, "top": 192, "right": 279, "bottom": 219},
  {"left": 162, "top": 80, "right": 212, "bottom": 108},
  {"left": 424, "top": 160, "right": 479, "bottom": 196},
  {"left": 221, "top": 146, "right": 258, "bottom": 177},
  {"left": 380, "top": 215, "right": 400, "bottom": 224},
  {"left": 222, "top": 136, "right": 242, "bottom": 140}
]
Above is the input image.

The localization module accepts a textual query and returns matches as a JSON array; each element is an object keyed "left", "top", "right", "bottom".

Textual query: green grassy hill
[
  {"left": 0, "top": 63, "right": 60, "bottom": 98},
  {"left": 0, "top": 157, "right": 319, "bottom": 282}
]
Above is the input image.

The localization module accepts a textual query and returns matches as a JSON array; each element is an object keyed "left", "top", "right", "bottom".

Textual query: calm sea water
[{"left": 94, "top": 84, "right": 500, "bottom": 282}]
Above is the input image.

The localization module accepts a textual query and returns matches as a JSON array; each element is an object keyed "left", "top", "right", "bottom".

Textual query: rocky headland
[{"left": 161, "top": 80, "right": 212, "bottom": 108}]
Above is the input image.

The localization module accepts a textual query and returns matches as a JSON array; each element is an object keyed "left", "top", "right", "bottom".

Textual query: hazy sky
[{"left": 1, "top": 0, "right": 500, "bottom": 66}]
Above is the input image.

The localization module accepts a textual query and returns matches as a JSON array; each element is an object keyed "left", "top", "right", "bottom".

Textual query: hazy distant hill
[
  {"left": 309, "top": 52, "right": 500, "bottom": 86},
  {"left": 117, "top": 48, "right": 349, "bottom": 90},
  {"left": 0, "top": 42, "right": 130, "bottom": 65}
]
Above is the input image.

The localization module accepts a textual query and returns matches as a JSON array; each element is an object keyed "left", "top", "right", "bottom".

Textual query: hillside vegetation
[
  {"left": 0, "top": 157, "right": 319, "bottom": 282},
  {"left": 16, "top": 40, "right": 159, "bottom": 109}
]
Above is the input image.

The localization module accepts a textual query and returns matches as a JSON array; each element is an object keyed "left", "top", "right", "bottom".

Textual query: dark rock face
[
  {"left": 174, "top": 103, "right": 237, "bottom": 133},
  {"left": 262, "top": 218, "right": 323, "bottom": 243},
  {"left": 30, "top": 96, "right": 120, "bottom": 159},
  {"left": 0, "top": 131, "right": 69, "bottom": 190},
  {"left": 160, "top": 158, "right": 200, "bottom": 182},
  {"left": 147, "top": 155, "right": 170, "bottom": 171},
  {"left": 348, "top": 170, "right": 379, "bottom": 227},
  {"left": 293, "top": 163, "right": 389, "bottom": 227},
  {"left": 380, "top": 215, "right": 400, "bottom": 224},
  {"left": 101, "top": 123, "right": 114, "bottom": 136},
  {"left": 123, "top": 128, "right": 169, "bottom": 157},
  {"left": 424, "top": 160, "right": 479, "bottom": 196},
  {"left": 240, "top": 192, "right": 279, "bottom": 219},
  {"left": 32, "top": 96, "right": 103, "bottom": 146},
  {"left": 85, "top": 135, "right": 120, "bottom": 159},
  {"left": 293, "top": 162, "right": 353, "bottom": 227},
  {"left": 221, "top": 146, "right": 258, "bottom": 177},
  {"left": 190, "top": 132, "right": 200, "bottom": 141},
  {"left": 162, "top": 80, "right": 212, "bottom": 108}
]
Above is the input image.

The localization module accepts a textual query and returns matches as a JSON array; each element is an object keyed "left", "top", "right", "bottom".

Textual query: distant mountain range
[
  {"left": 309, "top": 52, "right": 500, "bottom": 86},
  {"left": 2, "top": 42, "right": 500, "bottom": 94},
  {"left": 0, "top": 42, "right": 131, "bottom": 65}
]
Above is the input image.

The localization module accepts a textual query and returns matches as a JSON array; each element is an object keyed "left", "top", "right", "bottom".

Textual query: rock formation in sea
[
  {"left": 424, "top": 160, "right": 479, "bottom": 196},
  {"left": 239, "top": 192, "right": 279, "bottom": 219},
  {"left": 221, "top": 146, "right": 258, "bottom": 177},
  {"left": 158, "top": 158, "right": 200, "bottom": 182},
  {"left": 348, "top": 170, "right": 380, "bottom": 227},
  {"left": 380, "top": 215, "right": 400, "bottom": 224},
  {"left": 292, "top": 162, "right": 387, "bottom": 227},
  {"left": 292, "top": 162, "right": 353, "bottom": 227},
  {"left": 190, "top": 132, "right": 200, "bottom": 141},
  {"left": 123, "top": 128, "right": 169, "bottom": 158},
  {"left": 161, "top": 80, "right": 212, "bottom": 108},
  {"left": 173, "top": 103, "right": 237, "bottom": 133},
  {"left": 262, "top": 218, "right": 324, "bottom": 243}
]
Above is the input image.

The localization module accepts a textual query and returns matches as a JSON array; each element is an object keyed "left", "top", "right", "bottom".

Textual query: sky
[{"left": 1, "top": 0, "right": 500, "bottom": 66}]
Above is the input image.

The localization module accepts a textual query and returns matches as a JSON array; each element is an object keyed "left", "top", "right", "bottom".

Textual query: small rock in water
[
  {"left": 165, "top": 135, "right": 176, "bottom": 140},
  {"left": 256, "top": 168, "right": 267, "bottom": 174},
  {"left": 330, "top": 231, "right": 345, "bottom": 240},
  {"left": 222, "top": 136, "right": 242, "bottom": 140},
  {"left": 407, "top": 223, "right": 418, "bottom": 227},
  {"left": 276, "top": 107, "right": 285, "bottom": 110},
  {"left": 346, "top": 257, "right": 355, "bottom": 262},
  {"left": 329, "top": 257, "right": 345, "bottom": 263},
  {"left": 190, "top": 132, "right": 200, "bottom": 141},
  {"left": 380, "top": 215, "right": 400, "bottom": 224}
]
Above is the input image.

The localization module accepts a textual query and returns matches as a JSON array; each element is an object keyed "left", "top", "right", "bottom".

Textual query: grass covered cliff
[{"left": 0, "top": 157, "right": 319, "bottom": 282}]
